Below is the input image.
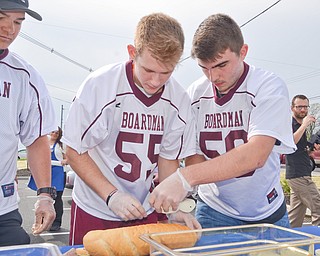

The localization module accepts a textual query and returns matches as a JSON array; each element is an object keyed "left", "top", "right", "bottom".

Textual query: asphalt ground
[{"left": 17, "top": 175, "right": 72, "bottom": 247}]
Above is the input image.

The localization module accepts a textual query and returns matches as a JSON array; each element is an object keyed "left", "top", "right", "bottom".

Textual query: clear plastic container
[
  {"left": 0, "top": 243, "right": 62, "bottom": 256},
  {"left": 141, "top": 224, "right": 320, "bottom": 255}
]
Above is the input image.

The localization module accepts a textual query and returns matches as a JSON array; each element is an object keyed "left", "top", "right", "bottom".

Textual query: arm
[
  {"left": 157, "top": 156, "right": 201, "bottom": 230},
  {"left": 65, "top": 146, "right": 147, "bottom": 221},
  {"left": 185, "top": 154, "right": 205, "bottom": 166},
  {"left": 59, "top": 144, "right": 68, "bottom": 166},
  {"left": 157, "top": 156, "right": 179, "bottom": 182},
  {"left": 184, "top": 135, "right": 275, "bottom": 186},
  {"left": 293, "top": 115, "right": 315, "bottom": 144},
  {"left": 52, "top": 143, "right": 68, "bottom": 166},
  {"left": 61, "top": 157, "right": 68, "bottom": 166},
  {"left": 65, "top": 146, "right": 117, "bottom": 201},
  {"left": 27, "top": 135, "right": 51, "bottom": 189},
  {"left": 27, "top": 135, "right": 56, "bottom": 235},
  {"left": 149, "top": 135, "right": 275, "bottom": 212}
]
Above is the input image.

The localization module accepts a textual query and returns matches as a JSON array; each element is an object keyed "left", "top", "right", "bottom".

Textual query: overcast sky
[{"left": 9, "top": 0, "right": 320, "bottom": 128}]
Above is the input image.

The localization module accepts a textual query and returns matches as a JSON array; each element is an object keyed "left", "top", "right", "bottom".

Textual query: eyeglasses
[{"left": 294, "top": 105, "right": 310, "bottom": 110}]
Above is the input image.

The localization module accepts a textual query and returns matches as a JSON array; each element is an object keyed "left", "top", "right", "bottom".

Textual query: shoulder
[
  {"left": 2, "top": 51, "right": 48, "bottom": 96},
  {"left": 4, "top": 51, "right": 42, "bottom": 78},
  {"left": 246, "top": 64, "right": 287, "bottom": 95},
  {"left": 292, "top": 118, "right": 300, "bottom": 129},
  {"left": 247, "top": 65, "right": 286, "bottom": 90},
  {"left": 71, "top": 62, "right": 128, "bottom": 118},
  {"left": 85, "top": 62, "right": 124, "bottom": 84},
  {"left": 76, "top": 62, "right": 125, "bottom": 98},
  {"left": 163, "top": 76, "right": 191, "bottom": 102},
  {"left": 187, "top": 76, "right": 212, "bottom": 102}
]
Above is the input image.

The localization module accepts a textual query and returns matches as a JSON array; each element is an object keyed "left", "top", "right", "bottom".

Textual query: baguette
[
  {"left": 83, "top": 223, "right": 198, "bottom": 256},
  {"left": 75, "top": 248, "right": 90, "bottom": 255}
]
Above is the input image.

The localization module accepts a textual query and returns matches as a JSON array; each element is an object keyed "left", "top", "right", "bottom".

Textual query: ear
[
  {"left": 239, "top": 44, "right": 248, "bottom": 60},
  {"left": 127, "top": 44, "right": 136, "bottom": 60}
]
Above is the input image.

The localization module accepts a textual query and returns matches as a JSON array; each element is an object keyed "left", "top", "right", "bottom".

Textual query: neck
[
  {"left": 294, "top": 116, "right": 303, "bottom": 124},
  {"left": 135, "top": 82, "right": 163, "bottom": 97},
  {"left": 215, "top": 87, "right": 225, "bottom": 98}
]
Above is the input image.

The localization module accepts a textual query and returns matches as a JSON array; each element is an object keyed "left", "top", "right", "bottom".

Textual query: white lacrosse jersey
[
  {"left": 188, "top": 63, "right": 296, "bottom": 221},
  {"left": 0, "top": 49, "right": 56, "bottom": 216},
  {"left": 62, "top": 60, "right": 196, "bottom": 221}
]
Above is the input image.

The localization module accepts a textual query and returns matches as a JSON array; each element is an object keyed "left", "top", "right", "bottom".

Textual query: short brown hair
[
  {"left": 191, "top": 13, "right": 244, "bottom": 62},
  {"left": 134, "top": 13, "right": 184, "bottom": 67},
  {"left": 291, "top": 94, "right": 309, "bottom": 107}
]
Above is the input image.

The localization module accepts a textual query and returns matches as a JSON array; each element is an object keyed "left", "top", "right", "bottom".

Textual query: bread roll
[
  {"left": 83, "top": 223, "right": 198, "bottom": 256},
  {"left": 75, "top": 248, "right": 90, "bottom": 255}
]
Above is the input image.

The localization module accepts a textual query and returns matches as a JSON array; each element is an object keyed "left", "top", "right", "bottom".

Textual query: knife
[{"left": 161, "top": 198, "right": 196, "bottom": 214}]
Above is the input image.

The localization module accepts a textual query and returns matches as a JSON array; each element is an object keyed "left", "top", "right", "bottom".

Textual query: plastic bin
[{"left": 141, "top": 223, "right": 320, "bottom": 255}]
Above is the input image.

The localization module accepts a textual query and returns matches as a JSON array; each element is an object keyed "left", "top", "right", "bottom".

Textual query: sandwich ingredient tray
[{"left": 141, "top": 223, "right": 320, "bottom": 255}]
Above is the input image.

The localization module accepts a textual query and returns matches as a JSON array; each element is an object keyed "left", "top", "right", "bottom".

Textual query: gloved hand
[
  {"left": 108, "top": 191, "right": 147, "bottom": 221},
  {"left": 32, "top": 195, "right": 56, "bottom": 235},
  {"left": 149, "top": 168, "right": 195, "bottom": 213},
  {"left": 167, "top": 211, "right": 202, "bottom": 230}
]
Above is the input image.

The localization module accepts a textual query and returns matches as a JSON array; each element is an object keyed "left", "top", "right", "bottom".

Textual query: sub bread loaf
[
  {"left": 83, "top": 223, "right": 198, "bottom": 256},
  {"left": 75, "top": 248, "right": 90, "bottom": 255},
  {"left": 63, "top": 248, "right": 89, "bottom": 256}
]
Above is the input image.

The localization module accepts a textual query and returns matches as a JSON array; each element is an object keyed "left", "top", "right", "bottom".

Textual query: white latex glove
[
  {"left": 108, "top": 191, "right": 147, "bottom": 221},
  {"left": 149, "top": 168, "right": 195, "bottom": 213},
  {"left": 167, "top": 211, "right": 202, "bottom": 230},
  {"left": 32, "top": 195, "right": 56, "bottom": 235}
]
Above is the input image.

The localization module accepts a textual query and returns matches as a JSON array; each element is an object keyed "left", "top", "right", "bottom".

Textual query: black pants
[
  {"left": 52, "top": 172, "right": 66, "bottom": 227},
  {"left": 0, "top": 209, "right": 30, "bottom": 246},
  {"left": 53, "top": 190, "right": 64, "bottom": 227}
]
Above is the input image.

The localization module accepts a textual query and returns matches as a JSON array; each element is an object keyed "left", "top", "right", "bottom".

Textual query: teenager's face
[
  {"left": 128, "top": 45, "right": 175, "bottom": 95},
  {"left": 197, "top": 45, "right": 248, "bottom": 94},
  {"left": 0, "top": 11, "right": 25, "bottom": 49}
]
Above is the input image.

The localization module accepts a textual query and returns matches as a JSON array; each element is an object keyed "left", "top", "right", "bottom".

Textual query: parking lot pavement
[
  {"left": 17, "top": 176, "right": 72, "bottom": 247},
  {"left": 313, "top": 168, "right": 320, "bottom": 176}
]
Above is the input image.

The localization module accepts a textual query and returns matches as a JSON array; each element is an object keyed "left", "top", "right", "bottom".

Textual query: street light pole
[{"left": 60, "top": 104, "right": 64, "bottom": 128}]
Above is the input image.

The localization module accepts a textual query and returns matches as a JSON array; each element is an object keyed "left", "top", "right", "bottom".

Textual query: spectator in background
[
  {"left": 0, "top": 0, "right": 56, "bottom": 246},
  {"left": 28, "top": 127, "right": 67, "bottom": 231},
  {"left": 285, "top": 94, "right": 320, "bottom": 227}
]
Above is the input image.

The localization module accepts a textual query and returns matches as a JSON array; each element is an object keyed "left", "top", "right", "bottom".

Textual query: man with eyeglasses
[{"left": 285, "top": 94, "right": 320, "bottom": 227}]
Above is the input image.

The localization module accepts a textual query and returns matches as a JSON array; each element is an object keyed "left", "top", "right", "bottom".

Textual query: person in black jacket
[{"left": 285, "top": 94, "right": 320, "bottom": 227}]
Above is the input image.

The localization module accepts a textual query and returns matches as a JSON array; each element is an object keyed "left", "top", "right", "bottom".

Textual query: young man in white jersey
[
  {"left": 149, "top": 13, "right": 296, "bottom": 228},
  {"left": 0, "top": 0, "right": 56, "bottom": 246},
  {"left": 62, "top": 12, "right": 201, "bottom": 245}
]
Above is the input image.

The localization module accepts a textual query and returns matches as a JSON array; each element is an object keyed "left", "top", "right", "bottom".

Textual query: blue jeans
[{"left": 195, "top": 199, "right": 290, "bottom": 229}]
